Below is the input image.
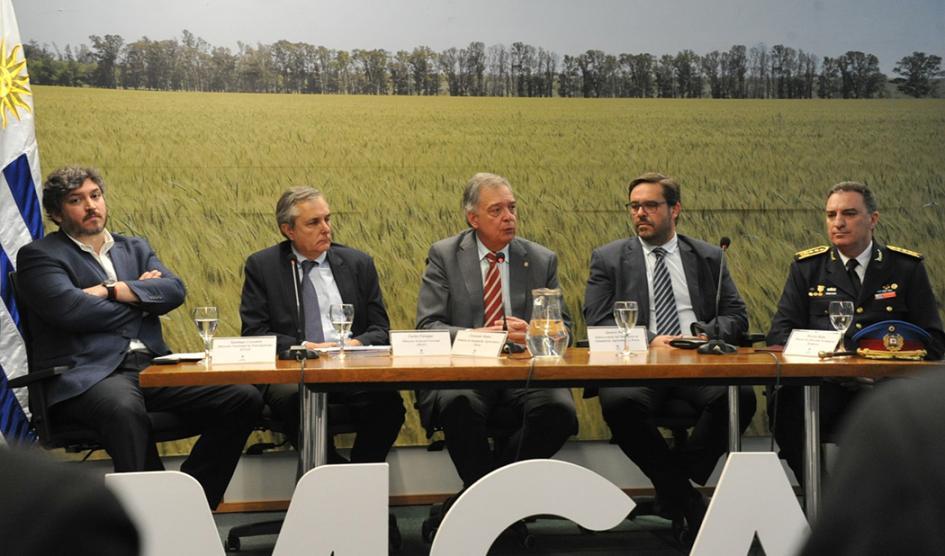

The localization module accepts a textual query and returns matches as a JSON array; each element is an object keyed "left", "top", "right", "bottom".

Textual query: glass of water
[
  {"left": 829, "top": 300, "right": 855, "bottom": 346},
  {"left": 193, "top": 306, "right": 219, "bottom": 365},
  {"left": 613, "top": 301, "right": 639, "bottom": 357},
  {"left": 329, "top": 303, "right": 355, "bottom": 358}
]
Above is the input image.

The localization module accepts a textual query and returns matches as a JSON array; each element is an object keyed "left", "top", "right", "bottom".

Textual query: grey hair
[
  {"left": 42, "top": 166, "right": 106, "bottom": 220},
  {"left": 462, "top": 172, "right": 512, "bottom": 213},
  {"left": 276, "top": 186, "right": 324, "bottom": 232},
  {"left": 826, "top": 181, "right": 877, "bottom": 213}
]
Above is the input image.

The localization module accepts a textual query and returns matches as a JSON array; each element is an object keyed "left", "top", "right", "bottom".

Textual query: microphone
[
  {"left": 495, "top": 252, "right": 525, "bottom": 354},
  {"left": 698, "top": 236, "right": 737, "bottom": 355}
]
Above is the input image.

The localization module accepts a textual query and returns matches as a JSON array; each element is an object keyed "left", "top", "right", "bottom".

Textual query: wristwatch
[{"left": 103, "top": 279, "right": 117, "bottom": 300}]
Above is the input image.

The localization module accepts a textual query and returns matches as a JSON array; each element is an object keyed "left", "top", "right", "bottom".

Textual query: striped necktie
[
  {"left": 652, "top": 247, "right": 682, "bottom": 336},
  {"left": 483, "top": 252, "right": 505, "bottom": 327}
]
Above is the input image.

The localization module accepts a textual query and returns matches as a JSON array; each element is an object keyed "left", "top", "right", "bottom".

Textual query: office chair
[{"left": 6, "top": 271, "right": 200, "bottom": 455}]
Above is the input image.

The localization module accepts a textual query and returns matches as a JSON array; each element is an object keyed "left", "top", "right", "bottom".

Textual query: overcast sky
[{"left": 12, "top": 0, "right": 945, "bottom": 72}]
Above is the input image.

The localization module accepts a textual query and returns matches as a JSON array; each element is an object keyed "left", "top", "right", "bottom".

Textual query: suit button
[
  {"left": 856, "top": 307, "right": 863, "bottom": 314},
  {"left": 855, "top": 323, "right": 862, "bottom": 329},
  {"left": 886, "top": 306, "right": 893, "bottom": 312}
]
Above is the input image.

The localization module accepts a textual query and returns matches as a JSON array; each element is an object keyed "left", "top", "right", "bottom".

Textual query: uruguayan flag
[{"left": 0, "top": 0, "right": 42, "bottom": 444}]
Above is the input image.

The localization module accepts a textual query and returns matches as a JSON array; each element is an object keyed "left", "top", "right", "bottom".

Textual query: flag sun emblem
[{"left": 0, "top": 41, "right": 32, "bottom": 129}]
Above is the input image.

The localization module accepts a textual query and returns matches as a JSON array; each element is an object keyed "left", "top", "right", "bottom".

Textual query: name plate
[
  {"left": 210, "top": 336, "right": 277, "bottom": 365},
  {"left": 587, "top": 326, "right": 649, "bottom": 353},
  {"left": 390, "top": 330, "right": 452, "bottom": 356},
  {"left": 452, "top": 330, "right": 508, "bottom": 357},
  {"left": 783, "top": 329, "right": 843, "bottom": 358}
]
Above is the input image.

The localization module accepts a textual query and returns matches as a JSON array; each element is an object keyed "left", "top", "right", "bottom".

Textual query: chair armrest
[{"left": 7, "top": 366, "right": 69, "bottom": 389}]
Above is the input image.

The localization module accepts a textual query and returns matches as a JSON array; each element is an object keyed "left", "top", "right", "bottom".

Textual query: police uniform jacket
[{"left": 766, "top": 241, "right": 945, "bottom": 360}]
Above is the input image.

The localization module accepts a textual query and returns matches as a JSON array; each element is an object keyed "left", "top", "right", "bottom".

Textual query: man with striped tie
[
  {"left": 583, "top": 172, "right": 753, "bottom": 544},
  {"left": 416, "top": 172, "right": 578, "bottom": 492}
]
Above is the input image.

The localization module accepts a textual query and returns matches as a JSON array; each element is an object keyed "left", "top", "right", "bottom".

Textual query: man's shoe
[
  {"left": 389, "top": 513, "right": 403, "bottom": 553},
  {"left": 681, "top": 490, "right": 708, "bottom": 545}
]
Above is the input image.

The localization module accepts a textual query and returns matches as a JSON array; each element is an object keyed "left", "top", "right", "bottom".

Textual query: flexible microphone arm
[
  {"left": 698, "top": 237, "right": 737, "bottom": 355},
  {"left": 289, "top": 255, "right": 304, "bottom": 345}
]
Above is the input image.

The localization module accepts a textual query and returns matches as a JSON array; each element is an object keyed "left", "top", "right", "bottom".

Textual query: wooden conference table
[{"left": 141, "top": 347, "right": 942, "bottom": 520}]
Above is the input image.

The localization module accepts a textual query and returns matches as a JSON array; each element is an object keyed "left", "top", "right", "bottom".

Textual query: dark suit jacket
[
  {"left": 0, "top": 447, "right": 139, "bottom": 555},
  {"left": 240, "top": 240, "right": 390, "bottom": 350},
  {"left": 16, "top": 231, "right": 185, "bottom": 406},
  {"left": 415, "top": 228, "right": 573, "bottom": 338},
  {"left": 583, "top": 234, "right": 748, "bottom": 343},
  {"left": 766, "top": 242, "right": 944, "bottom": 359}
]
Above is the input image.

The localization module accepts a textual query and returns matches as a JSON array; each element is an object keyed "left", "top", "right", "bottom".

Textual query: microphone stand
[
  {"left": 288, "top": 256, "right": 327, "bottom": 474},
  {"left": 698, "top": 239, "right": 737, "bottom": 355}
]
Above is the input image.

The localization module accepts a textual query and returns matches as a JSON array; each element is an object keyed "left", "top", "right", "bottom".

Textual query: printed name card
[
  {"left": 451, "top": 330, "right": 508, "bottom": 357},
  {"left": 783, "top": 329, "right": 843, "bottom": 358},
  {"left": 390, "top": 330, "right": 453, "bottom": 356},
  {"left": 587, "top": 326, "right": 649, "bottom": 353},
  {"left": 210, "top": 336, "right": 277, "bottom": 365}
]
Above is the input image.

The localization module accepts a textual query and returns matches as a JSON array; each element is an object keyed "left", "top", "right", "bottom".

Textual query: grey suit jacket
[
  {"left": 416, "top": 229, "right": 573, "bottom": 338},
  {"left": 583, "top": 234, "right": 748, "bottom": 343}
]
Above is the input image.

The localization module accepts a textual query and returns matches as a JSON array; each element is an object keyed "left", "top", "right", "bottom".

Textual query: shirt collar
[
  {"left": 66, "top": 229, "right": 114, "bottom": 256},
  {"left": 292, "top": 245, "right": 329, "bottom": 266},
  {"left": 638, "top": 233, "right": 678, "bottom": 256},
  {"left": 837, "top": 241, "right": 873, "bottom": 269},
  {"left": 475, "top": 235, "right": 510, "bottom": 262}
]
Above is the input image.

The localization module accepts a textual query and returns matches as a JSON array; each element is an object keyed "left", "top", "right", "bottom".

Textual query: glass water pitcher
[{"left": 525, "top": 288, "right": 570, "bottom": 358}]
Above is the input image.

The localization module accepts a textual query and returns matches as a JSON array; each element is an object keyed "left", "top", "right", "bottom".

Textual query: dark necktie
[
  {"left": 483, "top": 252, "right": 505, "bottom": 327},
  {"left": 846, "top": 258, "right": 862, "bottom": 296},
  {"left": 652, "top": 247, "right": 682, "bottom": 336},
  {"left": 300, "top": 260, "right": 325, "bottom": 342}
]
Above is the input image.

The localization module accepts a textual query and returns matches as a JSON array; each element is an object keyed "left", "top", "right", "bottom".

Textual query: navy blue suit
[
  {"left": 17, "top": 230, "right": 262, "bottom": 508},
  {"left": 240, "top": 240, "right": 404, "bottom": 461}
]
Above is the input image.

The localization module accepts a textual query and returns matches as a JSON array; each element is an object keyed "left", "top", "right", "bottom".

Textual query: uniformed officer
[{"left": 766, "top": 181, "right": 945, "bottom": 483}]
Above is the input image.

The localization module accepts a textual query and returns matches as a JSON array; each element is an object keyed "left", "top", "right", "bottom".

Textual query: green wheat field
[{"left": 31, "top": 86, "right": 945, "bottom": 447}]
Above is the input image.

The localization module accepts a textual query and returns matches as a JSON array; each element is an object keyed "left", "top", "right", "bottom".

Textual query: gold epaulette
[
  {"left": 887, "top": 245, "right": 924, "bottom": 260},
  {"left": 794, "top": 245, "right": 829, "bottom": 260}
]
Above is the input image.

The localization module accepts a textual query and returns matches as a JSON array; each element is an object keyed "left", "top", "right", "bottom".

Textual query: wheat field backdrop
[{"left": 31, "top": 86, "right": 945, "bottom": 446}]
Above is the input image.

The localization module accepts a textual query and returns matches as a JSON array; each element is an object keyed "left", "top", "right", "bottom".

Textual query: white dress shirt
[{"left": 836, "top": 241, "right": 872, "bottom": 285}]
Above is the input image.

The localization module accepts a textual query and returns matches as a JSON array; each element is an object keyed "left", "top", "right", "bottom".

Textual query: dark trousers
[
  {"left": 419, "top": 387, "right": 578, "bottom": 488},
  {"left": 599, "top": 385, "right": 756, "bottom": 508},
  {"left": 767, "top": 382, "right": 862, "bottom": 485},
  {"left": 53, "top": 366, "right": 263, "bottom": 509},
  {"left": 262, "top": 383, "right": 405, "bottom": 463}
]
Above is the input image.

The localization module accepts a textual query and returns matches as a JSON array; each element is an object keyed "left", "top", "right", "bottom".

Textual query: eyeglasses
[{"left": 625, "top": 201, "right": 667, "bottom": 214}]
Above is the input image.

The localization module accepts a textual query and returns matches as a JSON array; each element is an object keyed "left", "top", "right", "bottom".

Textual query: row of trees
[{"left": 23, "top": 31, "right": 944, "bottom": 99}]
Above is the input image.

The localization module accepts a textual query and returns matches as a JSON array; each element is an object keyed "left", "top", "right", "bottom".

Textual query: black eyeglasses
[{"left": 625, "top": 201, "right": 667, "bottom": 213}]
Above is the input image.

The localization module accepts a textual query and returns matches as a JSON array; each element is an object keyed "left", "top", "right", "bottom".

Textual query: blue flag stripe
[
  {"left": 3, "top": 153, "right": 43, "bottom": 239},
  {"left": 0, "top": 249, "right": 20, "bottom": 326}
]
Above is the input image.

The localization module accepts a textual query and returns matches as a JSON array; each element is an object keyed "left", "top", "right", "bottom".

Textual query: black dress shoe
[
  {"left": 389, "top": 513, "right": 403, "bottom": 553},
  {"left": 681, "top": 490, "right": 708, "bottom": 545}
]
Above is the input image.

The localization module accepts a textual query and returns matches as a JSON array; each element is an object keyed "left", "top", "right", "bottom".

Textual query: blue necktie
[
  {"left": 300, "top": 260, "right": 325, "bottom": 342},
  {"left": 652, "top": 247, "right": 682, "bottom": 336}
]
